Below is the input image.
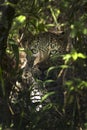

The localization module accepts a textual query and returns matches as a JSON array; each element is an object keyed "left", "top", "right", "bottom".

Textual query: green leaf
[
  {"left": 70, "top": 29, "right": 77, "bottom": 38},
  {"left": 63, "top": 54, "right": 71, "bottom": 63},
  {"left": 16, "top": 15, "right": 26, "bottom": 23},
  {"left": 60, "top": 65, "right": 69, "bottom": 69},
  {"left": 42, "top": 103, "right": 53, "bottom": 111},
  {"left": 71, "top": 51, "right": 78, "bottom": 61},
  {"left": 71, "top": 51, "right": 86, "bottom": 61},
  {"left": 83, "top": 28, "right": 87, "bottom": 35},
  {"left": 41, "top": 92, "right": 55, "bottom": 102},
  {"left": 46, "top": 66, "right": 58, "bottom": 76},
  {"left": 44, "top": 79, "right": 55, "bottom": 86},
  {"left": 78, "top": 53, "right": 86, "bottom": 59},
  {"left": 49, "top": 7, "right": 60, "bottom": 25},
  {"left": 78, "top": 80, "right": 87, "bottom": 89}
]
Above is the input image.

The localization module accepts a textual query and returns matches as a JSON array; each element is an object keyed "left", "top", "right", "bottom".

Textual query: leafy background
[{"left": 0, "top": 0, "right": 87, "bottom": 130}]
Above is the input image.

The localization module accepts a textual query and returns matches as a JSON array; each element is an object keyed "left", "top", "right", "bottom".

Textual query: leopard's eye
[{"left": 31, "top": 47, "right": 38, "bottom": 54}]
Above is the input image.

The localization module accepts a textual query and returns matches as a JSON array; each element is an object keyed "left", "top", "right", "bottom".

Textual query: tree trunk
[
  {"left": 0, "top": 0, "right": 19, "bottom": 61},
  {"left": 0, "top": 0, "right": 19, "bottom": 128}
]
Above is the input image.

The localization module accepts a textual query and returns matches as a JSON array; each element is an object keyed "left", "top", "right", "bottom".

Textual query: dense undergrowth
[{"left": 0, "top": 0, "right": 87, "bottom": 130}]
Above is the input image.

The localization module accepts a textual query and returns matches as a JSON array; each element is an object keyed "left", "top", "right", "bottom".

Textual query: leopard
[
  {"left": 12, "top": 31, "right": 73, "bottom": 112},
  {"left": 26, "top": 32, "right": 72, "bottom": 68}
]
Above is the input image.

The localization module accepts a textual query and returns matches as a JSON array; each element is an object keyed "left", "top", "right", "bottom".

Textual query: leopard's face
[
  {"left": 27, "top": 32, "right": 70, "bottom": 67},
  {"left": 30, "top": 32, "right": 67, "bottom": 56}
]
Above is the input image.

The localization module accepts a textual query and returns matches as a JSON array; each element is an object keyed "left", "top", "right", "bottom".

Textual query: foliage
[{"left": 0, "top": 0, "right": 87, "bottom": 130}]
